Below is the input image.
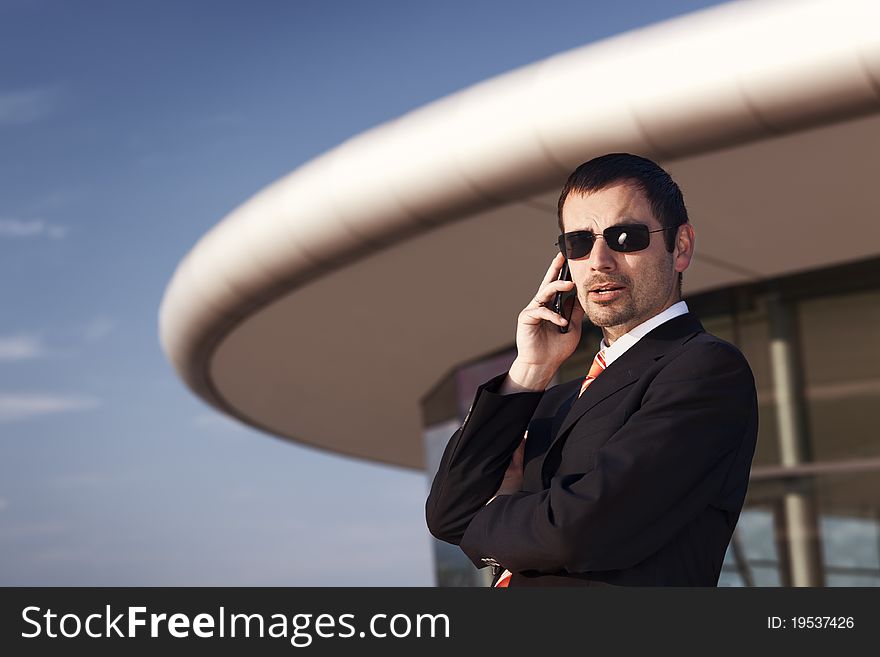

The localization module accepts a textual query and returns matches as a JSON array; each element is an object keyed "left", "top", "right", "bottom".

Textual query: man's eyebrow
[{"left": 569, "top": 218, "right": 645, "bottom": 232}]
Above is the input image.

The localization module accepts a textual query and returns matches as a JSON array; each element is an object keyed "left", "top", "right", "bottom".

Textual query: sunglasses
[{"left": 557, "top": 223, "right": 676, "bottom": 260}]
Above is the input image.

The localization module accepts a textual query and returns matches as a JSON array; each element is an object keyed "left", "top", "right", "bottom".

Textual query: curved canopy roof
[{"left": 159, "top": 0, "right": 880, "bottom": 469}]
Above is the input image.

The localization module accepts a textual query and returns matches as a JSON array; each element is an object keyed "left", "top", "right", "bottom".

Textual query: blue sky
[{"left": 0, "top": 0, "right": 727, "bottom": 585}]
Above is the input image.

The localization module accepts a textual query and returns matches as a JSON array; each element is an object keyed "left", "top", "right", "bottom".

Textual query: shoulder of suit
[
  {"left": 687, "top": 331, "right": 748, "bottom": 358},
  {"left": 663, "top": 331, "right": 755, "bottom": 381}
]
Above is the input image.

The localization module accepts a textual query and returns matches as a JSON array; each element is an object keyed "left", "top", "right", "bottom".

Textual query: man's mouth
[{"left": 588, "top": 285, "right": 626, "bottom": 301}]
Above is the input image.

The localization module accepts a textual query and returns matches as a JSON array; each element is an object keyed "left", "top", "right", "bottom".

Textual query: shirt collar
[{"left": 598, "top": 300, "right": 689, "bottom": 367}]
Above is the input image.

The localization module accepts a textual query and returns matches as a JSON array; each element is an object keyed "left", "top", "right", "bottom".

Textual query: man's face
[{"left": 561, "top": 182, "right": 689, "bottom": 343}]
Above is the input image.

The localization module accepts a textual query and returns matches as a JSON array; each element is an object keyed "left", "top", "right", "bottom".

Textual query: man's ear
[{"left": 674, "top": 223, "right": 695, "bottom": 273}]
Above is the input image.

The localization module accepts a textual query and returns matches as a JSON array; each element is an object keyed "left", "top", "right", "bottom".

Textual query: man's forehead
[{"left": 562, "top": 182, "right": 657, "bottom": 229}]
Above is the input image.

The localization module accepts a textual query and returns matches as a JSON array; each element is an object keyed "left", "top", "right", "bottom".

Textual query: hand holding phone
[{"left": 506, "top": 253, "right": 583, "bottom": 391}]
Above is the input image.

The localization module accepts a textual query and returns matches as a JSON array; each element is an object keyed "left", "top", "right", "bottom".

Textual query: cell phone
[{"left": 551, "top": 259, "right": 577, "bottom": 334}]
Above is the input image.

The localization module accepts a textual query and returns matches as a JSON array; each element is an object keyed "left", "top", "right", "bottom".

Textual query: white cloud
[
  {"left": 0, "top": 218, "right": 68, "bottom": 240},
  {"left": 0, "top": 394, "right": 100, "bottom": 422},
  {"left": 0, "top": 334, "right": 46, "bottom": 361},
  {"left": 0, "top": 318, "right": 116, "bottom": 363},
  {"left": 0, "top": 85, "right": 62, "bottom": 126},
  {"left": 82, "top": 315, "right": 117, "bottom": 342},
  {"left": 46, "top": 224, "right": 68, "bottom": 239},
  {"left": 0, "top": 498, "right": 8, "bottom": 512}
]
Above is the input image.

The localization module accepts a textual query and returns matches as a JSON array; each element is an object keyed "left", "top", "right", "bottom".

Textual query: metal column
[{"left": 767, "top": 290, "right": 825, "bottom": 587}]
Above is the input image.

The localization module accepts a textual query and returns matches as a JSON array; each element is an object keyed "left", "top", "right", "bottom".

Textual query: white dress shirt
[{"left": 598, "top": 300, "right": 689, "bottom": 365}]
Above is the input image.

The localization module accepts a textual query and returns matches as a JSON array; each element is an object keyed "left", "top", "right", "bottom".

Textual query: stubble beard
[
  {"left": 581, "top": 255, "right": 677, "bottom": 331},
  {"left": 582, "top": 289, "right": 639, "bottom": 329}
]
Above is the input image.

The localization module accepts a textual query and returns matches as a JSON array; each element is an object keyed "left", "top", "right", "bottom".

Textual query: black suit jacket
[{"left": 425, "top": 312, "right": 759, "bottom": 586}]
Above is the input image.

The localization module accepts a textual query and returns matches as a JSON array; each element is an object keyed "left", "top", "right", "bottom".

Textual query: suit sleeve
[
  {"left": 425, "top": 372, "right": 545, "bottom": 545},
  {"left": 458, "top": 341, "right": 758, "bottom": 574}
]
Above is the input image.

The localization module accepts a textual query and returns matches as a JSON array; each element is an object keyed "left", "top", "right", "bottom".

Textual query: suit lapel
[
  {"left": 539, "top": 313, "right": 705, "bottom": 483},
  {"left": 553, "top": 358, "right": 644, "bottom": 443}
]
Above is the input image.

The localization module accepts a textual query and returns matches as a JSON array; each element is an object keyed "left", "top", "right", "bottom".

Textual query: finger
[
  {"left": 510, "top": 438, "right": 525, "bottom": 464},
  {"left": 510, "top": 448, "right": 523, "bottom": 468},
  {"left": 537, "top": 252, "right": 566, "bottom": 291},
  {"left": 529, "top": 278, "right": 575, "bottom": 308},
  {"left": 522, "top": 305, "right": 568, "bottom": 326}
]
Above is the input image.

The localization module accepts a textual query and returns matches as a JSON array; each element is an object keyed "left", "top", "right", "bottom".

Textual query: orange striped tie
[
  {"left": 578, "top": 349, "right": 607, "bottom": 398},
  {"left": 494, "top": 349, "right": 608, "bottom": 588},
  {"left": 494, "top": 569, "right": 512, "bottom": 587}
]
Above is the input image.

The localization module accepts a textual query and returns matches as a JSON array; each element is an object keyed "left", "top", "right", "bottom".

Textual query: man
[{"left": 425, "top": 153, "right": 758, "bottom": 586}]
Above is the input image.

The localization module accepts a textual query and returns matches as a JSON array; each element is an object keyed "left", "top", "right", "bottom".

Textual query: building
[{"left": 159, "top": 0, "right": 880, "bottom": 586}]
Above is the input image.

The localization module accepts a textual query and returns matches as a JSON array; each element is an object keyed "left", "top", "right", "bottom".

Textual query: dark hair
[{"left": 557, "top": 152, "right": 689, "bottom": 291}]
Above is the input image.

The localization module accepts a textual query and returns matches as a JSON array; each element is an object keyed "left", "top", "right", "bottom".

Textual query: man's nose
[{"left": 589, "top": 234, "right": 617, "bottom": 271}]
